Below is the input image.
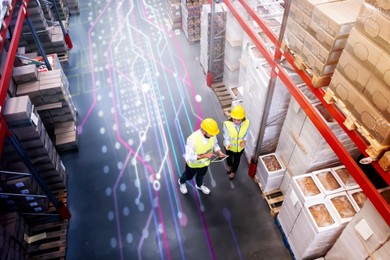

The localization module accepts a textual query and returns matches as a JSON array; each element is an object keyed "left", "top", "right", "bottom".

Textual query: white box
[
  {"left": 291, "top": 173, "right": 325, "bottom": 204},
  {"left": 331, "top": 165, "right": 360, "bottom": 190},
  {"left": 257, "top": 153, "right": 286, "bottom": 177},
  {"left": 347, "top": 188, "right": 367, "bottom": 210},
  {"left": 277, "top": 186, "right": 303, "bottom": 236},
  {"left": 312, "top": 169, "right": 344, "bottom": 195},
  {"left": 326, "top": 192, "right": 359, "bottom": 224}
]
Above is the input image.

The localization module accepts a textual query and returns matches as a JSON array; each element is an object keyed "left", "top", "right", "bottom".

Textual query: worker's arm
[{"left": 222, "top": 122, "right": 231, "bottom": 150}]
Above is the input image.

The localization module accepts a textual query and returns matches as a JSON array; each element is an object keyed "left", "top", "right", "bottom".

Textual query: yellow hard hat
[
  {"left": 200, "top": 118, "right": 219, "bottom": 136},
  {"left": 231, "top": 105, "right": 245, "bottom": 120}
]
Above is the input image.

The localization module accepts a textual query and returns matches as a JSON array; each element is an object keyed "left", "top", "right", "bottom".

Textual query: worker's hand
[
  {"left": 200, "top": 153, "right": 215, "bottom": 159},
  {"left": 225, "top": 144, "right": 231, "bottom": 150},
  {"left": 240, "top": 140, "right": 246, "bottom": 148},
  {"left": 217, "top": 150, "right": 227, "bottom": 158}
]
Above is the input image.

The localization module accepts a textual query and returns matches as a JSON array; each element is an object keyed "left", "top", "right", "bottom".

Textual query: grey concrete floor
[{"left": 61, "top": 0, "right": 293, "bottom": 259}]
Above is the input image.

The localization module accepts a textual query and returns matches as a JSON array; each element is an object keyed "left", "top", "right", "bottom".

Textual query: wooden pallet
[
  {"left": 262, "top": 190, "right": 284, "bottom": 216},
  {"left": 26, "top": 220, "right": 68, "bottom": 260},
  {"left": 324, "top": 88, "right": 390, "bottom": 159},
  {"left": 283, "top": 43, "right": 332, "bottom": 88},
  {"left": 211, "top": 82, "right": 233, "bottom": 119}
]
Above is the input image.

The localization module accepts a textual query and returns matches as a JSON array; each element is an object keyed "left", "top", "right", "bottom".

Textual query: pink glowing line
[{"left": 141, "top": 4, "right": 215, "bottom": 258}]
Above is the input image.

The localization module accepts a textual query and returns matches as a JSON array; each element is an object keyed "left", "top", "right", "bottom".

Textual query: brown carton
[
  {"left": 336, "top": 50, "right": 371, "bottom": 92},
  {"left": 329, "top": 70, "right": 390, "bottom": 146},
  {"left": 344, "top": 27, "right": 384, "bottom": 71},
  {"left": 356, "top": 3, "right": 390, "bottom": 50},
  {"left": 311, "top": 0, "right": 362, "bottom": 37},
  {"left": 378, "top": 151, "right": 390, "bottom": 171}
]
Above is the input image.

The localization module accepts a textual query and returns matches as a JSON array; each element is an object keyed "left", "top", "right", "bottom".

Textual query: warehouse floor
[{"left": 61, "top": 1, "right": 292, "bottom": 259}]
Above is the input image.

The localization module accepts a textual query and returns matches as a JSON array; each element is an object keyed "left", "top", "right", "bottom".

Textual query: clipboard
[{"left": 211, "top": 155, "right": 229, "bottom": 163}]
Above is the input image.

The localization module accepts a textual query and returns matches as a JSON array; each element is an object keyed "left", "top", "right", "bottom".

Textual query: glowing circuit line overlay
[{"left": 72, "top": 0, "right": 246, "bottom": 259}]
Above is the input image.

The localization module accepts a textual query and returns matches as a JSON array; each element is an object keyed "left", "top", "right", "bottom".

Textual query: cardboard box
[
  {"left": 356, "top": 3, "right": 390, "bottom": 50},
  {"left": 285, "top": 28, "right": 304, "bottom": 55},
  {"left": 329, "top": 70, "right": 390, "bottom": 145},
  {"left": 372, "top": 50, "right": 390, "bottom": 86},
  {"left": 363, "top": 75, "right": 390, "bottom": 118},
  {"left": 3, "top": 96, "right": 33, "bottom": 125},
  {"left": 290, "top": 3, "right": 314, "bottom": 33},
  {"left": 378, "top": 151, "right": 390, "bottom": 171},
  {"left": 294, "top": 0, "right": 345, "bottom": 17},
  {"left": 303, "top": 29, "right": 344, "bottom": 64},
  {"left": 310, "top": 21, "right": 349, "bottom": 51},
  {"left": 344, "top": 27, "right": 384, "bottom": 71},
  {"left": 336, "top": 50, "right": 371, "bottom": 93},
  {"left": 287, "top": 17, "right": 308, "bottom": 43},
  {"left": 311, "top": 0, "right": 362, "bottom": 38},
  {"left": 12, "top": 64, "right": 38, "bottom": 84},
  {"left": 301, "top": 45, "right": 339, "bottom": 76}
]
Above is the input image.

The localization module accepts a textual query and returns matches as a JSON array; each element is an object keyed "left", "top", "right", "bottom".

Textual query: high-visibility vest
[
  {"left": 224, "top": 120, "right": 250, "bottom": 152},
  {"left": 187, "top": 130, "right": 214, "bottom": 168}
]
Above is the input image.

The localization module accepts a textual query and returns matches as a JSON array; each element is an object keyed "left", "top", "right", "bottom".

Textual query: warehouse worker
[
  {"left": 223, "top": 105, "right": 250, "bottom": 180},
  {"left": 178, "top": 118, "right": 226, "bottom": 195}
]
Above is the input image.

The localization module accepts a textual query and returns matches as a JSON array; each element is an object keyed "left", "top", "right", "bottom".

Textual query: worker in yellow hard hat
[
  {"left": 178, "top": 118, "right": 226, "bottom": 195},
  {"left": 223, "top": 105, "right": 250, "bottom": 180}
]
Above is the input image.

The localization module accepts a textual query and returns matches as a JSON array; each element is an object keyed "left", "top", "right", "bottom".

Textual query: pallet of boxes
[
  {"left": 12, "top": 51, "right": 79, "bottom": 153},
  {"left": 321, "top": 0, "right": 390, "bottom": 163},
  {"left": 181, "top": 0, "right": 207, "bottom": 44}
]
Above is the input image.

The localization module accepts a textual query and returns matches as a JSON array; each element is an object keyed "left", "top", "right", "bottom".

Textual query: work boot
[
  {"left": 195, "top": 184, "right": 210, "bottom": 195},
  {"left": 178, "top": 179, "right": 188, "bottom": 194}
]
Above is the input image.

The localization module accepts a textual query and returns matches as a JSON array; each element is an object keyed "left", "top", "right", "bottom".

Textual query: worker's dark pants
[
  {"left": 225, "top": 149, "right": 244, "bottom": 173},
  {"left": 179, "top": 164, "right": 208, "bottom": 187}
]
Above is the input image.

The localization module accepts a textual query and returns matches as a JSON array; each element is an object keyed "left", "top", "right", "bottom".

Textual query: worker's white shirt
[{"left": 185, "top": 129, "right": 221, "bottom": 162}]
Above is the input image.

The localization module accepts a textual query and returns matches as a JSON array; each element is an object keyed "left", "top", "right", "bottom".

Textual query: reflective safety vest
[
  {"left": 224, "top": 120, "right": 250, "bottom": 152},
  {"left": 187, "top": 130, "right": 214, "bottom": 168}
]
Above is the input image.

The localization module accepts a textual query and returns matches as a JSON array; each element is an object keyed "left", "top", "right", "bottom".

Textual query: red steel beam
[
  {"left": 238, "top": 0, "right": 388, "bottom": 183},
  {"left": 0, "top": 1, "right": 29, "bottom": 154},
  {"left": 223, "top": 0, "right": 390, "bottom": 226}
]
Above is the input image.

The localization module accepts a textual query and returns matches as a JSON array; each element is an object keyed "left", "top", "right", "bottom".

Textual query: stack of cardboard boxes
[
  {"left": 324, "top": 0, "right": 390, "bottom": 160},
  {"left": 285, "top": 0, "right": 362, "bottom": 86},
  {"left": 13, "top": 53, "right": 78, "bottom": 152}
]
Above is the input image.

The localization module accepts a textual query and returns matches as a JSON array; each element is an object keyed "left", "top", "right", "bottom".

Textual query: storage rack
[
  {"left": 0, "top": 0, "right": 71, "bottom": 219},
  {"left": 219, "top": 0, "right": 390, "bottom": 225}
]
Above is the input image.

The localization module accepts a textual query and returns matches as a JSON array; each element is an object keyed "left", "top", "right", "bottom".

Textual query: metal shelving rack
[
  {"left": 220, "top": 0, "right": 390, "bottom": 226},
  {"left": 0, "top": 0, "right": 71, "bottom": 220}
]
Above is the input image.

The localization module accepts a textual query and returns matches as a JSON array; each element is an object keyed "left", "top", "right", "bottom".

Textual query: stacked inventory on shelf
[
  {"left": 234, "top": 1, "right": 296, "bottom": 156},
  {"left": 223, "top": 1, "right": 244, "bottom": 97},
  {"left": 65, "top": 0, "right": 80, "bottom": 15},
  {"left": 277, "top": 166, "right": 364, "bottom": 259},
  {"left": 284, "top": 0, "right": 362, "bottom": 86},
  {"left": 256, "top": 153, "right": 286, "bottom": 192},
  {"left": 181, "top": 0, "right": 204, "bottom": 44},
  {"left": 199, "top": 3, "right": 227, "bottom": 83},
  {"left": 0, "top": 171, "right": 48, "bottom": 213},
  {"left": 168, "top": 0, "right": 181, "bottom": 30},
  {"left": 2, "top": 95, "right": 68, "bottom": 192},
  {"left": 323, "top": 1, "right": 390, "bottom": 161},
  {"left": 275, "top": 90, "right": 361, "bottom": 178},
  {"left": 326, "top": 194, "right": 390, "bottom": 259},
  {"left": 11, "top": 0, "right": 69, "bottom": 59},
  {"left": 14, "top": 53, "right": 79, "bottom": 152}
]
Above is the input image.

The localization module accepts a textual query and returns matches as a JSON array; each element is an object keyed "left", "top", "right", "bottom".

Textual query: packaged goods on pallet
[
  {"left": 325, "top": 200, "right": 390, "bottom": 259},
  {"left": 256, "top": 153, "right": 286, "bottom": 192},
  {"left": 2, "top": 96, "right": 68, "bottom": 192},
  {"left": 284, "top": 0, "right": 362, "bottom": 86}
]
